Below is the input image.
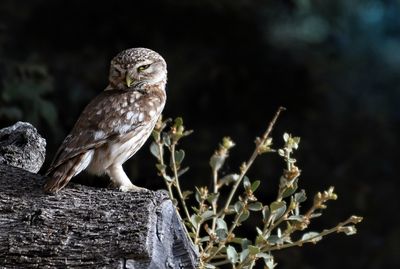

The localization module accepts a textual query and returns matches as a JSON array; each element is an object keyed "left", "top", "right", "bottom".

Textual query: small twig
[
  {"left": 262, "top": 216, "right": 359, "bottom": 252},
  {"left": 210, "top": 168, "right": 219, "bottom": 234},
  {"left": 219, "top": 107, "right": 286, "bottom": 219},
  {"left": 170, "top": 142, "right": 192, "bottom": 225},
  {"left": 156, "top": 142, "right": 174, "bottom": 199},
  {"left": 154, "top": 136, "right": 195, "bottom": 245},
  {"left": 194, "top": 195, "right": 207, "bottom": 246}
]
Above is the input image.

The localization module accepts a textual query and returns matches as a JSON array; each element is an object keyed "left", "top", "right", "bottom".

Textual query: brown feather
[
  {"left": 43, "top": 154, "right": 85, "bottom": 193},
  {"left": 46, "top": 90, "right": 147, "bottom": 175}
]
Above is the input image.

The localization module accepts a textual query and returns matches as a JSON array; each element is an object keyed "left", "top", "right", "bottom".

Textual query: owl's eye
[{"left": 137, "top": 64, "right": 151, "bottom": 72}]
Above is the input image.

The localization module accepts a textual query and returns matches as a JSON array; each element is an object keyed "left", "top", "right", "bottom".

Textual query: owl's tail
[{"left": 43, "top": 154, "right": 86, "bottom": 193}]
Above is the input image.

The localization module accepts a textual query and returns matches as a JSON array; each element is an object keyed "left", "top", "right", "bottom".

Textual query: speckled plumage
[{"left": 44, "top": 48, "right": 167, "bottom": 193}]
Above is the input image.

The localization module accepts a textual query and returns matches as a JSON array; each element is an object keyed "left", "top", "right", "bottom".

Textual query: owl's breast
[
  {"left": 86, "top": 88, "right": 165, "bottom": 175},
  {"left": 113, "top": 89, "right": 165, "bottom": 132}
]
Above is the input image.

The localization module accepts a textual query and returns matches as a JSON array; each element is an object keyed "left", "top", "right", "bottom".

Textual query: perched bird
[{"left": 44, "top": 48, "right": 167, "bottom": 193}]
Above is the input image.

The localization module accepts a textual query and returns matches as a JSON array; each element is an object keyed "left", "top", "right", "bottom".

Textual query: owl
[{"left": 44, "top": 48, "right": 167, "bottom": 193}]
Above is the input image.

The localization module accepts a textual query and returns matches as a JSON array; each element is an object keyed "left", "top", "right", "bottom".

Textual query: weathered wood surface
[
  {"left": 0, "top": 164, "right": 198, "bottom": 269},
  {"left": 0, "top": 122, "right": 46, "bottom": 173}
]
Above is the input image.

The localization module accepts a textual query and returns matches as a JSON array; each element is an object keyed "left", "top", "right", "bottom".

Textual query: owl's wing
[{"left": 46, "top": 90, "right": 146, "bottom": 175}]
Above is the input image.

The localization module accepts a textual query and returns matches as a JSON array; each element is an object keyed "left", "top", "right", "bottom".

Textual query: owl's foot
[
  {"left": 119, "top": 184, "right": 147, "bottom": 192},
  {"left": 107, "top": 165, "right": 147, "bottom": 192}
]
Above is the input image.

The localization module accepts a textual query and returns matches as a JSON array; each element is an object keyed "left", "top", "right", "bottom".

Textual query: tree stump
[{"left": 0, "top": 164, "right": 198, "bottom": 268}]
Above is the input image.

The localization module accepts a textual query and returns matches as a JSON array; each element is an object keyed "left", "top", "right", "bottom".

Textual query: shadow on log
[{"left": 0, "top": 164, "right": 199, "bottom": 268}]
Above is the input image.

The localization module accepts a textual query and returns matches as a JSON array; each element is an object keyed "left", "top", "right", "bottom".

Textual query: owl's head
[{"left": 108, "top": 48, "right": 167, "bottom": 90}]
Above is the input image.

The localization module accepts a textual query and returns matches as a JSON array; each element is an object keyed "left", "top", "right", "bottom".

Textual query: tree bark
[{"left": 0, "top": 164, "right": 198, "bottom": 269}]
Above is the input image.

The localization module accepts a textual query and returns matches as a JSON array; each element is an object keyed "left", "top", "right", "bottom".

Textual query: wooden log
[{"left": 0, "top": 164, "right": 199, "bottom": 268}]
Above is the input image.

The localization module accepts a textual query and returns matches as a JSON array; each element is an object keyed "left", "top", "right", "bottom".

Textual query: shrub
[{"left": 150, "top": 107, "right": 362, "bottom": 268}]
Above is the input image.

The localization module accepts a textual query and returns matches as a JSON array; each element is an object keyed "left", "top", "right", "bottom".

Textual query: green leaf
[
  {"left": 267, "top": 235, "right": 283, "bottom": 245},
  {"left": 301, "top": 232, "right": 322, "bottom": 243},
  {"left": 238, "top": 209, "right": 250, "bottom": 223},
  {"left": 209, "top": 155, "right": 225, "bottom": 172},
  {"left": 240, "top": 249, "right": 249, "bottom": 263},
  {"left": 190, "top": 214, "right": 202, "bottom": 227},
  {"left": 257, "top": 252, "right": 276, "bottom": 269},
  {"left": 270, "top": 201, "right": 286, "bottom": 220},
  {"left": 201, "top": 210, "right": 214, "bottom": 221},
  {"left": 251, "top": 180, "right": 261, "bottom": 192},
  {"left": 162, "top": 174, "right": 173, "bottom": 182},
  {"left": 195, "top": 187, "right": 201, "bottom": 203},
  {"left": 287, "top": 215, "right": 304, "bottom": 222},
  {"left": 248, "top": 202, "right": 263, "bottom": 211},
  {"left": 150, "top": 142, "right": 160, "bottom": 159},
  {"left": 225, "top": 205, "right": 236, "bottom": 215},
  {"left": 231, "top": 237, "right": 244, "bottom": 244},
  {"left": 281, "top": 181, "right": 298, "bottom": 198},
  {"left": 265, "top": 260, "right": 277, "bottom": 269},
  {"left": 256, "top": 234, "right": 264, "bottom": 245},
  {"left": 206, "top": 192, "right": 219, "bottom": 204},
  {"left": 191, "top": 206, "right": 199, "bottom": 214},
  {"left": 219, "top": 173, "right": 239, "bottom": 186},
  {"left": 243, "top": 176, "right": 251, "bottom": 190},
  {"left": 174, "top": 117, "right": 183, "bottom": 128},
  {"left": 182, "top": 190, "right": 193, "bottom": 200},
  {"left": 177, "top": 166, "right": 190, "bottom": 177},
  {"left": 241, "top": 238, "right": 252, "bottom": 250},
  {"left": 292, "top": 136, "right": 301, "bottom": 145},
  {"left": 341, "top": 225, "right": 357, "bottom": 235},
  {"left": 162, "top": 133, "right": 171, "bottom": 146},
  {"left": 234, "top": 201, "right": 244, "bottom": 213},
  {"left": 200, "top": 236, "right": 210, "bottom": 243},
  {"left": 248, "top": 245, "right": 260, "bottom": 255},
  {"left": 216, "top": 227, "right": 228, "bottom": 241},
  {"left": 152, "top": 130, "right": 160, "bottom": 141},
  {"left": 311, "top": 213, "right": 322, "bottom": 218},
  {"left": 294, "top": 190, "right": 307, "bottom": 203},
  {"left": 155, "top": 163, "right": 166, "bottom": 172},
  {"left": 174, "top": 149, "right": 185, "bottom": 165},
  {"left": 183, "top": 130, "right": 193, "bottom": 137},
  {"left": 256, "top": 253, "right": 271, "bottom": 259},
  {"left": 262, "top": 205, "right": 270, "bottom": 222},
  {"left": 226, "top": 245, "right": 238, "bottom": 264},
  {"left": 216, "top": 218, "right": 228, "bottom": 231},
  {"left": 222, "top": 136, "right": 235, "bottom": 149},
  {"left": 261, "top": 253, "right": 277, "bottom": 269}
]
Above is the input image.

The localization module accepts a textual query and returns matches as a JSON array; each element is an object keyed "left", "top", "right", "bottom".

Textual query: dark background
[{"left": 0, "top": 0, "right": 399, "bottom": 268}]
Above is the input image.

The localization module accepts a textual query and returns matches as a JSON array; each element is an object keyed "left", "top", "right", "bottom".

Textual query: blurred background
[{"left": 0, "top": 0, "right": 399, "bottom": 268}]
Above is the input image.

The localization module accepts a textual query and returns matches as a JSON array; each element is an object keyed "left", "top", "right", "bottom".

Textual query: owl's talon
[{"left": 119, "top": 184, "right": 147, "bottom": 192}]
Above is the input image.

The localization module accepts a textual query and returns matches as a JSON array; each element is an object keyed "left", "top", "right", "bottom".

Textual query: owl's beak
[{"left": 126, "top": 76, "right": 134, "bottom": 87}]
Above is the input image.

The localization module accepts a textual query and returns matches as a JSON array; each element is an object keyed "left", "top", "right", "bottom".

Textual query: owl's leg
[{"left": 106, "top": 164, "right": 145, "bottom": 192}]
